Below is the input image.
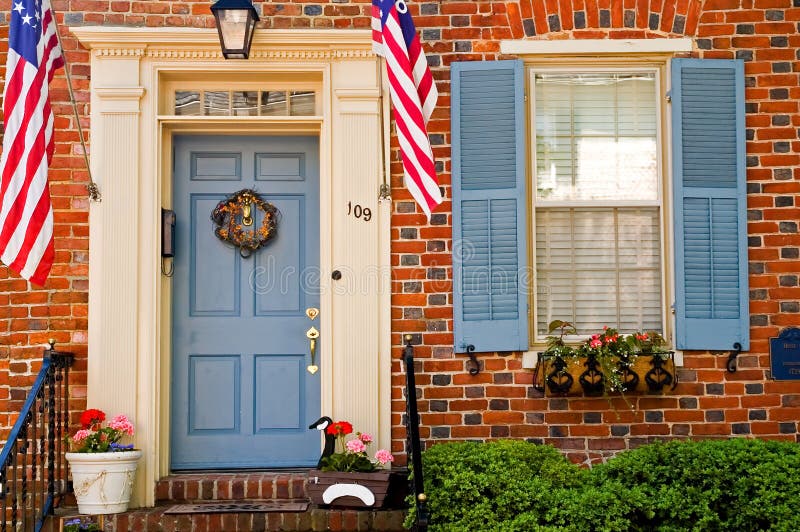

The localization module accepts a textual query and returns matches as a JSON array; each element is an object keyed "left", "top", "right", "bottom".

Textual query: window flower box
[{"left": 534, "top": 321, "right": 677, "bottom": 396}]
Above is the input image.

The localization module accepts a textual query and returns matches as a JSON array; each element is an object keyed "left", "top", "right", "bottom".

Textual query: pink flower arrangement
[
  {"left": 346, "top": 439, "right": 367, "bottom": 454},
  {"left": 374, "top": 449, "right": 394, "bottom": 465},
  {"left": 319, "top": 421, "right": 395, "bottom": 473},
  {"left": 108, "top": 414, "right": 135, "bottom": 436},
  {"left": 72, "top": 429, "right": 92, "bottom": 443},
  {"left": 70, "top": 409, "right": 136, "bottom": 453}
]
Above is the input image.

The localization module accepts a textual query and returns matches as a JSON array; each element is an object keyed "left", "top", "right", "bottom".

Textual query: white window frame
[{"left": 524, "top": 58, "right": 674, "bottom": 349}]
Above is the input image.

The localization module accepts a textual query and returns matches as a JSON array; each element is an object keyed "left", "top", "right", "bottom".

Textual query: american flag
[
  {"left": 0, "top": 0, "right": 63, "bottom": 285},
  {"left": 372, "top": 0, "right": 442, "bottom": 219}
]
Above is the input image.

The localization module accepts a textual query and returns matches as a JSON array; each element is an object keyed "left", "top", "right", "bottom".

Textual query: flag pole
[
  {"left": 377, "top": 58, "right": 391, "bottom": 203},
  {"left": 51, "top": 15, "right": 101, "bottom": 202}
]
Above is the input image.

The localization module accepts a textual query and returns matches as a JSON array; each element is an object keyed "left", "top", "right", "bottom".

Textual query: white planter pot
[{"left": 66, "top": 450, "right": 142, "bottom": 515}]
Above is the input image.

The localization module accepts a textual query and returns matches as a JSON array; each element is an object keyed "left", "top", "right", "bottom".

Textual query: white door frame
[{"left": 71, "top": 27, "right": 392, "bottom": 507}]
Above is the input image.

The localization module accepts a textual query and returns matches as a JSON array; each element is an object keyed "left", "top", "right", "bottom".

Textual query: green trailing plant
[
  {"left": 542, "top": 320, "right": 670, "bottom": 396},
  {"left": 63, "top": 517, "right": 101, "bottom": 532},
  {"left": 408, "top": 439, "right": 800, "bottom": 531}
]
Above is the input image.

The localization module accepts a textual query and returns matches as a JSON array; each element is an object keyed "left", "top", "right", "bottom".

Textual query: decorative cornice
[
  {"left": 95, "top": 87, "right": 146, "bottom": 100},
  {"left": 93, "top": 47, "right": 146, "bottom": 57},
  {"left": 142, "top": 48, "right": 373, "bottom": 60},
  {"left": 71, "top": 27, "right": 374, "bottom": 61},
  {"left": 94, "top": 87, "right": 145, "bottom": 114}
]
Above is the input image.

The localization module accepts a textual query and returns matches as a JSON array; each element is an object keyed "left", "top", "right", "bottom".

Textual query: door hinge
[{"left": 665, "top": 90, "right": 672, "bottom": 103}]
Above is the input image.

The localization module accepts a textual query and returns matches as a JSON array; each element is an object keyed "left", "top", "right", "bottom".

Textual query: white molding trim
[
  {"left": 74, "top": 26, "right": 389, "bottom": 509},
  {"left": 501, "top": 38, "right": 693, "bottom": 55},
  {"left": 70, "top": 27, "right": 374, "bottom": 59}
]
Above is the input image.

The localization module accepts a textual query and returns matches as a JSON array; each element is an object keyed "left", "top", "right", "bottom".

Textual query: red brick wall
[
  {"left": 386, "top": 0, "right": 800, "bottom": 464},
  {"left": 0, "top": 2, "right": 91, "bottom": 438},
  {"left": 0, "top": 0, "right": 798, "bottom": 464}
]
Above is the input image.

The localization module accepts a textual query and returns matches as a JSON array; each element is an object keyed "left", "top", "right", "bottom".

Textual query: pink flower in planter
[
  {"left": 589, "top": 339, "right": 602, "bottom": 349},
  {"left": 109, "top": 414, "right": 135, "bottom": 436},
  {"left": 358, "top": 432, "right": 373, "bottom": 443},
  {"left": 375, "top": 449, "right": 394, "bottom": 465},
  {"left": 345, "top": 439, "right": 366, "bottom": 454},
  {"left": 73, "top": 429, "right": 92, "bottom": 443}
]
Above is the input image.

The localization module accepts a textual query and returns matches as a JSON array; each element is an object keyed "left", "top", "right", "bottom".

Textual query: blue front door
[{"left": 171, "top": 135, "right": 321, "bottom": 469}]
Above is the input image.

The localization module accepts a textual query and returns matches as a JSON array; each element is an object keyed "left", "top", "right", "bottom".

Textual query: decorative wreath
[{"left": 211, "top": 189, "right": 279, "bottom": 257}]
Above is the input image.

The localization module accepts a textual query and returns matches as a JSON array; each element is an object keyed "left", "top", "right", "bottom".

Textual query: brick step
[
  {"left": 156, "top": 472, "right": 308, "bottom": 503},
  {"left": 102, "top": 505, "right": 407, "bottom": 531}
]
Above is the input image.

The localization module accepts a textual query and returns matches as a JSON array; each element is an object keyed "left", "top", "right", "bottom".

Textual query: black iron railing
[
  {"left": 403, "top": 335, "right": 429, "bottom": 531},
  {"left": 0, "top": 341, "right": 73, "bottom": 532}
]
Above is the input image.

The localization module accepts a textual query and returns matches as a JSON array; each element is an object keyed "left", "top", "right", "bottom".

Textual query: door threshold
[{"left": 169, "top": 467, "right": 313, "bottom": 475}]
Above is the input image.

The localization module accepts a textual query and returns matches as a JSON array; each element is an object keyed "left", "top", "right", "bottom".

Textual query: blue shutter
[
  {"left": 451, "top": 60, "right": 528, "bottom": 353},
  {"left": 672, "top": 59, "right": 749, "bottom": 351}
]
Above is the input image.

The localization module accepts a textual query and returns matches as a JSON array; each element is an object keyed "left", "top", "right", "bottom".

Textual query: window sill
[{"left": 522, "top": 349, "right": 684, "bottom": 369}]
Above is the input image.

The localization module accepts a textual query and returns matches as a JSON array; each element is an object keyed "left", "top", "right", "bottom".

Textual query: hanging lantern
[{"left": 211, "top": 0, "right": 260, "bottom": 59}]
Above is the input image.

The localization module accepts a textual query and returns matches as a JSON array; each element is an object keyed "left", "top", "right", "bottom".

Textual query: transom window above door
[
  {"left": 532, "top": 71, "right": 663, "bottom": 338},
  {"left": 173, "top": 90, "right": 317, "bottom": 117}
]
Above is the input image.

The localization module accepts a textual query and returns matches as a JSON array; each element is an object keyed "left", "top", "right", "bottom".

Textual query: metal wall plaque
[{"left": 770, "top": 328, "right": 800, "bottom": 380}]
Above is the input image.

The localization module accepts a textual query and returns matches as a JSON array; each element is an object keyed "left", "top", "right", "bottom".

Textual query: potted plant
[
  {"left": 538, "top": 321, "right": 675, "bottom": 396},
  {"left": 306, "top": 419, "right": 402, "bottom": 509},
  {"left": 60, "top": 515, "right": 103, "bottom": 531},
  {"left": 65, "top": 409, "right": 141, "bottom": 515}
]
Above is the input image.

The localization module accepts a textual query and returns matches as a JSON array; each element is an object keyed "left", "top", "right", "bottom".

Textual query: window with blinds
[{"left": 533, "top": 71, "right": 663, "bottom": 338}]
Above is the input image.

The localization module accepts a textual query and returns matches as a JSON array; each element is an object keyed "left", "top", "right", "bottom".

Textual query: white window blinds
[{"left": 533, "top": 72, "right": 663, "bottom": 337}]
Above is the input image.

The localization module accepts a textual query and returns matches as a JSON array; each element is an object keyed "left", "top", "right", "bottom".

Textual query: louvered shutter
[
  {"left": 451, "top": 60, "right": 528, "bottom": 353},
  {"left": 672, "top": 59, "right": 749, "bottom": 351}
]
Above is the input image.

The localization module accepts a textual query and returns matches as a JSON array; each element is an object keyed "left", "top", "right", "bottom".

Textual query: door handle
[
  {"left": 306, "top": 307, "right": 319, "bottom": 374},
  {"left": 306, "top": 326, "right": 320, "bottom": 374}
]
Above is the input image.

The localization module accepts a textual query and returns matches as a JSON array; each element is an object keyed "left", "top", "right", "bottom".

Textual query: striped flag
[
  {"left": 372, "top": 0, "right": 442, "bottom": 219},
  {"left": 0, "top": 0, "right": 64, "bottom": 285}
]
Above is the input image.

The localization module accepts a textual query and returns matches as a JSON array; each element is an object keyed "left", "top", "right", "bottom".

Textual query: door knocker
[{"left": 211, "top": 189, "right": 279, "bottom": 258}]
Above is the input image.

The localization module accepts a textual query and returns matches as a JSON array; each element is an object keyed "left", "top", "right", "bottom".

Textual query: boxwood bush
[
  {"left": 593, "top": 438, "right": 800, "bottom": 531},
  {"left": 409, "top": 438, "right": 800, "bottom": 531}
]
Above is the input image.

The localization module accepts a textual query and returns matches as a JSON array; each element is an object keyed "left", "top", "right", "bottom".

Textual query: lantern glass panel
[{"left": 217, "top": 9, "right": 251, "bottom": 53}]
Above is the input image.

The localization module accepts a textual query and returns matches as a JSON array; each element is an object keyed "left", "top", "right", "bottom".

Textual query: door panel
[{"left": 171, "top": 135, "right": 320, "bottom": 469}]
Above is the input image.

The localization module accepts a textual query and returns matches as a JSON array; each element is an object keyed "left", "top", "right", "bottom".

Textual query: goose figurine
[{"left": 309, "top": 416, "right": 335, "bottom": 468}]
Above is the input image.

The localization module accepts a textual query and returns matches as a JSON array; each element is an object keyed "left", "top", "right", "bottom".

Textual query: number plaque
[{"left": 770, "top": 328, "right": 800, "bottom": 380}]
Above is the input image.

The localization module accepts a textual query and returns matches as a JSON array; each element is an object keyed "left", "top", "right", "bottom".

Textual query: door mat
[{"left": 164, "top": 501, "right": 309, "bottom": 514}]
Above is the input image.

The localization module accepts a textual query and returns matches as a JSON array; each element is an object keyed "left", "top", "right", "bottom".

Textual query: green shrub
[
  {"left": 592, "top": 438, "right": 800, "bottom": 532},
  {"left": 409, "top": 438, "right": 800, "bottom": 532},
  {"left": 405, "top": 440, "right": 584, "bottom": 531}
]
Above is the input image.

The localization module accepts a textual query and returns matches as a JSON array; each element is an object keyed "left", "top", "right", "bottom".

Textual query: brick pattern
[
  {"left": 104, "top": 507, "right": 406, "bottom": 532},
  {"left": 506, "top": 0, "right": 702, "bottom": 40},
  {"left": 155, "top": 473, "right": 308, "bottom": 503},
  {"left": 105, "top": 472, "right": 406, "bottom": 531},
  {"left": 387, "top": 0, "right": 800, "bottom": 464},
  {"left": 0, "top": 0, "right": 798, "bottom": 467}
]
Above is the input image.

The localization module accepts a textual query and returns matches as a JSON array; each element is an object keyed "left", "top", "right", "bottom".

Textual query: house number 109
[{"left": 347, "top": 202, "right": 372, "bottom": 222}]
